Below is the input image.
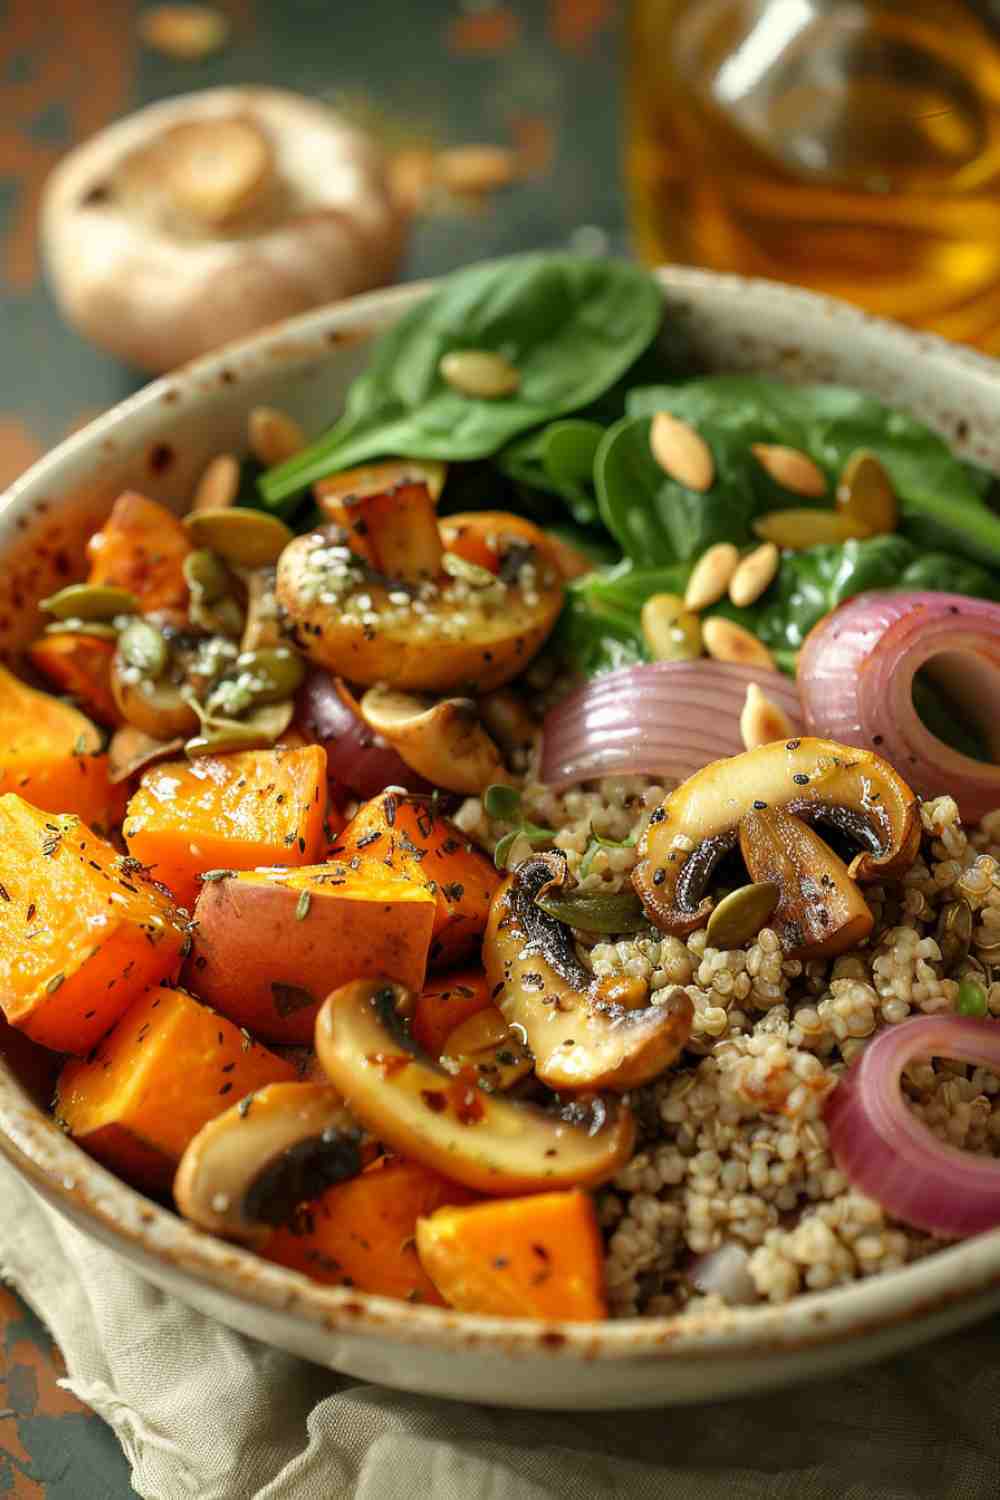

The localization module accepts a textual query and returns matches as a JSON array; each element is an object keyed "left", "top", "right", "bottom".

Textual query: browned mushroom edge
[{"left": 484, "top": 851, "right": 694, "bottom": 1092}]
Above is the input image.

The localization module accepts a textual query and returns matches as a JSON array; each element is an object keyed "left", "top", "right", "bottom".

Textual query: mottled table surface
[{"left": 0, "top": 2, "right": 621, "bottom": 1494}]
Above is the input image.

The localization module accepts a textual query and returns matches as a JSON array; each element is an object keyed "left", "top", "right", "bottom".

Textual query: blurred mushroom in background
[{"left": 41, "top": 86, "right": 410, "bottom": 374}]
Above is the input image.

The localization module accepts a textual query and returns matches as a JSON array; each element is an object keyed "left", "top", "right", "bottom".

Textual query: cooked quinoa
[{"left": 456, "top": 771, "right": 1000, "bottom": 1319}]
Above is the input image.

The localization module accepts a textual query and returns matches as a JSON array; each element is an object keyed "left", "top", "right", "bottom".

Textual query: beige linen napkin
[{"left": 2, "top": 1156, "right": 1000, "bottom": 1500}]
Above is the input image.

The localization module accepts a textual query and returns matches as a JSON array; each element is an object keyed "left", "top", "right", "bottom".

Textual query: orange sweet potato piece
[
  {"left": 28, "top": 632, "right": 120, "bottom": 726},
  {"left": 187, "top": 862, "right": 437, "bottom": 1043},
  {"left": 412, "top": 970, "right": 491, "bottom": 1057},
  {"left": 0, "top": 795, "right": 186, "bottom": 1055},
  {"left": 86, "top": 491, "right": 190, "bottom": 613},
  {"left": 416, "top": 1190, "right": 607, "bottom": 1321},
  {"left": 263, "top": 1157, "right": 478, "bottom": 1303},
  {"left": 0, "top": 663, "right": 125, "bottom": 832},
  {"left": 57, "top": 986, "right": 296, "bottom": 1192},
  {"left": 334, "top": 791, "right": 498, "bottom": 969},
  {"left": 123, "top": 745, "right": 328, "bottom": 910}
]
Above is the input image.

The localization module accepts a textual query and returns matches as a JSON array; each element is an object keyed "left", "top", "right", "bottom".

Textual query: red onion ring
[
  {"left": 826, "top": 1015, "right": 1000, "bottom": 1237},
  {"left": 540, "top": 661, "right": 802, "bottom": 789},
  {"left": 798, "top": 591, "right": 1000, "bottom": 823},
  {"left": 297, "top": 670, "right": 429, "bottom": 799}
]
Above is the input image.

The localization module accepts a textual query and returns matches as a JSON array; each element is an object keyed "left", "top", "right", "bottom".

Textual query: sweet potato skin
[
  {"left": 57, "top": 986, "right": 295, "bottom": 1192},
  {"left": 124, "top": 745, "right": 328, "bottom": 910},
  {"left": 86, "top": 491, "right": 190, "bottom": 613},
  {"left": 187, "top": 863, "right": 436, "bottom": 1042},
  {"left": 28, "top": 633, "right": 120, "bottom": 726},
  {"left": 412, "top": 970, "right": 491, "bottom": 1057},
  {"left": 416, "top": 1190, "right": 608, "bottom": 1321},
  {"left": 334, "top": 792, "right": 498, "bottom": 970},
  {"left": 0, "top": 663, "right": 124, "bottom": 832},
  {"left": 0, "top": 795, "right": 186, "bottom": 1054},
  {"left": 262, "top": 1157, "right": 478, "bottom": 1303}
]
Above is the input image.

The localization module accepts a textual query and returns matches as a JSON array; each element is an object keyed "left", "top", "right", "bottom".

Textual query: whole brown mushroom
[{"left": 42, "top": 87, "right": 409, "bottom": 373}]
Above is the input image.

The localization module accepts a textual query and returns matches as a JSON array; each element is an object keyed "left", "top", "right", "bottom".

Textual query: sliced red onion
[
  {"left": 826, "top": 1015, "right": 1000, "bottom": 1238},
  {"left": 689, "top": 1243, "right": 759, "bottom": 1305},
  {"left": 297, "top": 670, "right": 429, "bottom": 799},
  {"left": 798, "top": 591, "right": 1000, "bottom": 823},
  {"left": 540, "top": 662, "right": 802, "bottom": 789}
]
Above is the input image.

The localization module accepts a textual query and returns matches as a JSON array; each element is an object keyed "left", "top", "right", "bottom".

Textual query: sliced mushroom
[
  {"left": 633, "top": 737, "right": 920, "bottom": 939},
  {"left": 484, "top": 853, "right": 694, "bottom": 1091},
  {"left": 359, "top": 686, "right": 509, "bottom": 795},
  {"left": 42, "top": 87, "right": 407, "bottom": 373},
  {"left": 174, "top": 1081, "right": 372, "bottom": 1245},
  {"left": 110, "top": 652, "right": 200, "bottom": 739},
  {"left": 314, "top": 978, "right": 635, "bottom": 1194},
  {"left": 277, "top": 510, "right": 564, "bottom": 694},
  {"left": 739, "top": 805, "right": 874, "bottom": 959},
  {"left": 108, "top": 725, "right": 185, "bottom": 783}
]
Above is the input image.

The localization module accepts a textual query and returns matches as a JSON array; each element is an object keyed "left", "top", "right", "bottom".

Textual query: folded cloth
[{"left": 3, "top": 1157, "right": 1000, "bottom": 1500}]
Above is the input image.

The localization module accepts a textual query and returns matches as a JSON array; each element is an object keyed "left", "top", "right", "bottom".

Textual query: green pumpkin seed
[
  {"left": 535, "top": 888, "right": 645, "bottom": 934},
  {"left": 183, "top": 548, "right": 234, "bottom": 603},
  {"left": 118, "top": 618, "right": 168, "bottom": 677},
  {"left": 44, "top": 619, "right": 119, "bottom": 640},
  {"left": 936, "top": 898, "right": 972, "bottom": 974},
  {"left": 441, "top": 552, "right": 497, "bottom": 588},
  {"left": 42, "top": 583, "right": 138, "bottom": 621},
  {"left": 234, "top": 647, "right": 305, "bottom": 702},
  {"left": 439, "top": 349, "right": 520, "bottom": 399},
  {"left": 185, "top": 699, "right": 294, "bottom": 757},
  {"left": 706, "top": 882, "right": 780, "bottom": 949},
  {"left": 184, "top": 507, "right": 293, "bottom": 567}
]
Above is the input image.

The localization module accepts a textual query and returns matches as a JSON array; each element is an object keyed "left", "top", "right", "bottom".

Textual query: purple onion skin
[{"left": 297, "top": 670, "right": 431, "bottom": 799}]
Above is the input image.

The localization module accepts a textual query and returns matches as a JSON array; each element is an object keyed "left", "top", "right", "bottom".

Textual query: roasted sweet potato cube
[
  {"left": 28, "top": 632, "right": 120, "bottom": 726},
  {"left": 0, "top": 795, "right": 186, "bottom": 1054},
  {"left": 123, "top": 745, "right": 328, "bottom": 910},
  {"left": 86, "top": 491, "right": 190, "bottom": 613},
  {"left": 334, "top": 791, "right": 498, "bottom": 969},
  {"left": 412, "top": 970, "right": 491, "bottom": 1057},
  {"left": 187, "top": 862, "right": 437, "bottom": 1042},
  {"left": 0, "top": 663, "right": 125, "bottom": 832},
  {"left": 416, "top": 1190, "right": 607, "bottom": 1321},
  {"left": 57, "top": 986, "right": 295, "bottom": 1192},
  {"left": 262, "top": 1157, "right": 478, "bottom": 1302}
]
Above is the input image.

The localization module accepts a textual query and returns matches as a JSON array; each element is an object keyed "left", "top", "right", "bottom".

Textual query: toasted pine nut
[
  {"left": 641, "top": 593, "right": 703, "bottom": 661},
  {"left": 138, "top": 4, "right": 229, "bottom": 59},
  {"left": 440, "top": 349, "right": 520, "bottom": 399},
  {"left": 753, "top": 509, "right": 871, "bottom": 549},
  {"left": 703, "top": 617, "right": 777, "bottom": 671},
  {"left": 437, "top": 145, "right": 519, "bottom": 197},
  {"left": 751, "top": 443, "right": 827, "bottom": 497},
  {"left": 836, "top": 449, "right": 899, "bottom": 535},
  {"left": 740, "top": 682, "right": 796, "bottom": 750},
  {"left": 650, "top": 412, "right": 714, "bottom": 492},
  {"left": 192, "top": 453, "right": 240, "bottom": 513},
  {"left": 685, "top": 543, "right": 739, "bottom": 610},
  {"left": 248, "top": 406, "right": 306, "bottom": 467},
  {"left": 729, "top": 541, "right": 779, "bottom": 607}
]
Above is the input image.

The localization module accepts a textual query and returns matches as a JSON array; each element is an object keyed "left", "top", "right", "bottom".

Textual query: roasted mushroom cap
[
  {"left": 633, "top": 737, "right": 920, "bottom": 954},
  {"left": 484, "top": 852, "right": 694, "bottom": 1091},
  {"left": 173, "top": 1081, "right": 371, "bottom": 1245},
  {"left": 277, "top": 511, "right": 564, "bottom": 694},
  {"left": 314, "top": 978, "right": 635, "bottom": 1194},
  {"left": 359, "top": 686, "right": 509, "bottom": 795},
  {"left": 42, "top": 87, "right": 407, "bottom": 373}
]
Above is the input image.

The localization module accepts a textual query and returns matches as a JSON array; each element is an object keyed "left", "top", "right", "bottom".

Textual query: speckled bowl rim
[{"left": 4, "top": 264, "right": 1000, "bottom": 1365}]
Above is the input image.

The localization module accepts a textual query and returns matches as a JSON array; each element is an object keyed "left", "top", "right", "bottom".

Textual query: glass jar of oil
[{"left": 627, "top": 0, "right": 1000, "bottom": 349}]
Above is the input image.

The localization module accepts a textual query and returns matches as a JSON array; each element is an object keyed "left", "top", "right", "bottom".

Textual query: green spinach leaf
[
  {"left": 627, "top": 377, "right": 1000, "bottom": 568},
  {"left": 259, "top": 255, "right": 663, "bottom": 510},
  {"left": 498, "top": 418, "right": 604, "bottom": 525}
]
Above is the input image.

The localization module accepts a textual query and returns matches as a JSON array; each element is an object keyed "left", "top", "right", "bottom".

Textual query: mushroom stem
[
  {"left": 173, "top": 1081, "right": 371, "bottom": 1244},
  {"left": 485, "top": 853, "right": 694, "bottom": 1091}
]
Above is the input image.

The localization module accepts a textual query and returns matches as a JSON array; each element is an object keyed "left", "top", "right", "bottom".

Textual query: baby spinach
[
  {"left": 259, "top": 254, "right": 664, "bottom": 509},
  {"left": 556, "top": 559, "right": 689, "bottom": 676},
  {"left": 595, "top": 415, "right": 758, "bottom": 564},
  {"left": 497, "top": 418, "right": 604, "bottom": 525},
  {"left": 627, "top": 377, "right": 1000, "bottom": 568}
]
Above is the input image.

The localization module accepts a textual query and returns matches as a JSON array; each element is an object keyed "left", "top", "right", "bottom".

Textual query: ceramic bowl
[{"left": 4, "top": 268, "right": 1000, "bottom": 1410}]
